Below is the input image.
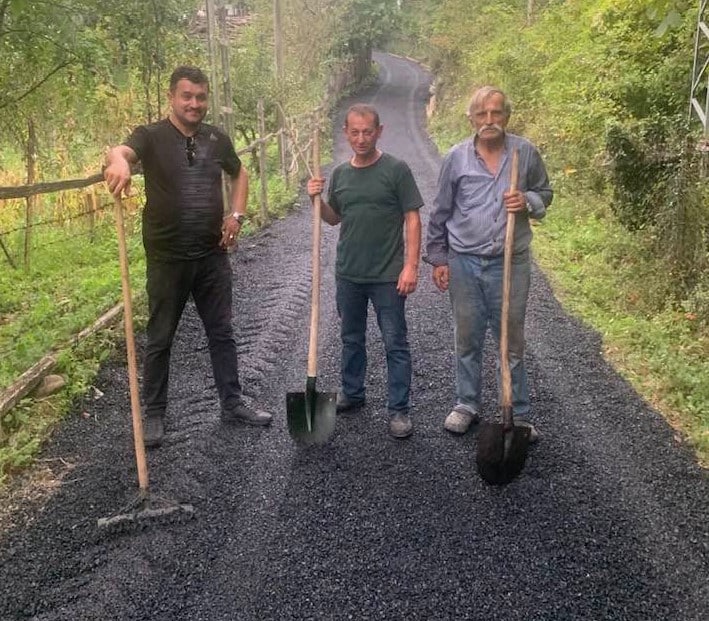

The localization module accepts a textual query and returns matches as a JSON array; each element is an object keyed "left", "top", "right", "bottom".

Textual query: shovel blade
[
  {"left": 476, "top": 422, "right": 531, "bottom": 485},
  {"left": 286, "top": 382, "right": 337, "bottom": 445}
]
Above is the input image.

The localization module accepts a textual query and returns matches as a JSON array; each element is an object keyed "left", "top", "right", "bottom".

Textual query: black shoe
[
  {"left": 335, "top": 392, "right": 365, "bottom": 413},
  {"left": 222, "top": 401, "right": 272, "bottom": 426},
  {"left": 144, "top": 416, "right": 164, "bottom": 448}
]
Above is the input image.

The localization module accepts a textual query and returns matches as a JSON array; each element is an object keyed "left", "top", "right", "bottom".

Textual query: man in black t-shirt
[{"left": 104, "top": 65, "right": 271, "bottom": 448}]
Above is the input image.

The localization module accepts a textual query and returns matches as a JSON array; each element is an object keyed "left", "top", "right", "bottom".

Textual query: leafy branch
[{"left": 0, "top": 62, "right": 73, "bottom": 110}]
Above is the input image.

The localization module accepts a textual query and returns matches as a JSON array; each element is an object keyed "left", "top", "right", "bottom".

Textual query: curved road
[{"left": 0, "top": 53, "right": 707, "bottom": 621}]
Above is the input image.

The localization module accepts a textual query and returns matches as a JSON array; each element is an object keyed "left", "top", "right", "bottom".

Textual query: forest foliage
[{"left": 0, "top": 0, "right": 403, "bottom": 180}]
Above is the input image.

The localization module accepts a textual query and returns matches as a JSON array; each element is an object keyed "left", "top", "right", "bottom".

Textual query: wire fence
[{"left": 0, "top": 102, "right": 327, "bottom": 270}]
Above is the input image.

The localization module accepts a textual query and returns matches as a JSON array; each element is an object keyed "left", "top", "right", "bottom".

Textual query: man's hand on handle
[
  {"left": 104, "top": 159, "right": 132, "bottom": 198},
  {"left": 104, "top": 146, "right": 138, "bottom": 199},
  {"left": 503, "top": 189, "right": 526, "bottom": 213},
  {"left": 307, "top": 177, "right": 325, "bottom": 199}
]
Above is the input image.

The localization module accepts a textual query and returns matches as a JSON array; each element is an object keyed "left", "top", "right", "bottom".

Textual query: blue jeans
[
  {"left": 336, "top": 278, "right": 411, "bottom": 413},
  {"left": 448, "top": 250, "right": 531, "bottom": 417}
]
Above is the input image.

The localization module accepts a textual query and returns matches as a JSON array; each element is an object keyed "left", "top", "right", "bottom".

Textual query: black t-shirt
[{"left": 125, "top": 119, "right": 241, "bottom": 261}]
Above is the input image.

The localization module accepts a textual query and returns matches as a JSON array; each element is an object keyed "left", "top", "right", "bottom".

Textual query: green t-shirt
[{"left": 328, "top": 153, "right": 423, "bottom": 283}]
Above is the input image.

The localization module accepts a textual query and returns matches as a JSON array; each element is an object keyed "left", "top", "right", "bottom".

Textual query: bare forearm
[
  {"left": 317, "top": 198, "right": 341, "bottom": 225},
  {"left": 230, "top": 167, "right": 249, "bottom": 215},
  {"left": 107, "top": 144, "right": 136, "bottom": 165},
  {"left": 404, "top": 211, "right": 421, "bottom": 269},
  {"left": 104, "top": 145, "right": 137, "bottom": 197}
]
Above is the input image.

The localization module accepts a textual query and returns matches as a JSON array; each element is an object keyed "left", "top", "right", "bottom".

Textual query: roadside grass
[
  {"left": 0, "top": 199, "right": 145, "bottom": 389},
  {"left": 533, "top": 188, "right": 709, "bottom": 466},
  {"left": 0, "top": 196, "right": 145, "bottom": 485}
]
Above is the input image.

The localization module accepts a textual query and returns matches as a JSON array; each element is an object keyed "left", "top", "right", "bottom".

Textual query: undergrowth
[{"left": 533, "top": 188, "right": 709, "bottom": 465}]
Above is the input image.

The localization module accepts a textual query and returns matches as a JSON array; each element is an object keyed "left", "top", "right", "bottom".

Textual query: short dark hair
[
  {"left": 169, "top": 66, "right": 209, "bottom": 92},
  {"left": 344, "top": 103, "right": 380, "bottom": 128}
]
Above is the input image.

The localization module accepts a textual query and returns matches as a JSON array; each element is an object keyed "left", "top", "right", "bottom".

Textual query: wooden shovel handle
[
  {"left": 307, "top": 127, "right": 322, "bottom": 378},
  {"left": 500, "top": 149, "right": 519, "bottom": 419},
  {"left": 113, "top": 196, "right": 149, "bottom": 492}
]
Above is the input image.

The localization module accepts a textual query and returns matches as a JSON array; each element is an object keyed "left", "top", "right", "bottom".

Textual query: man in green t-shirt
[{"left": 307, "top": 104, "right": 423, "bottom": 438}]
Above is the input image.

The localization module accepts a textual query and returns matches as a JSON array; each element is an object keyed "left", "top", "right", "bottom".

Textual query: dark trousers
[{"left": 143, "top": 252, "right": 242, "bottom": 418}]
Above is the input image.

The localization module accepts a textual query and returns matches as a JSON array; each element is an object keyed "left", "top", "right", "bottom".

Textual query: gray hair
[
  {"left": 344, "top": 103, "right": 381, "bottom": 128},
  {"left": 466, "top": 86, "right": 512, "bottom": 118}
]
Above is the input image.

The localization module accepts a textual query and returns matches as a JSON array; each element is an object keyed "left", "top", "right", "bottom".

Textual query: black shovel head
[
  {"left": 286, "top": 377, "right": 337, "bottom": 445},
  {"left": 476, "top": 421, "right": 531, "bottom": 485}
]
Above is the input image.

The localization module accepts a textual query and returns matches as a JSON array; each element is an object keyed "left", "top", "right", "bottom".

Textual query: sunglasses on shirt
[{"left": 186, "top": 136, "right": 196, "bottom": 166}]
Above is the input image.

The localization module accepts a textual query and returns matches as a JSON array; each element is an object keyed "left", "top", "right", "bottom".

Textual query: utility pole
[
  {"left": 689, "top": 0, "right": 709, "bottom": 173},
  {"left": 273, "top": 0, "right": 284, "bottom": 81},
  {"left": 273, "top": 0, "right": 287, "bottom": 179},
  {"left": 205, "top": 0, "right": 222, "bottom": 129},
  {"left": 690, "top": 1, "right": 708, "bottom": 136},
  {"left": 527, "top": 0, "right": 535, "bottom": 25},
  {"left": 219, "top": 5, "right": 234, "bottom": 138}
]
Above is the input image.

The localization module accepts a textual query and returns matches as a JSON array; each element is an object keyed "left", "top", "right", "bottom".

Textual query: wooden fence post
[
  {"left": 24, "top": 119, "right": 37, "bottom": 271},
  {"left": 273, "top": 0, "right": 288, "bottom": 184},
  {"left": 257, "top": 98, "right": 269, "bottom": 224},
  {"left": 85, "top": 192, "right": 96, "bottom": 242}
]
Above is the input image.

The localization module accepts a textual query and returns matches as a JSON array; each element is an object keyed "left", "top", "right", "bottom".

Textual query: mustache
[{"left": 476, "top": 123, "right": 504, "bottom": 136}]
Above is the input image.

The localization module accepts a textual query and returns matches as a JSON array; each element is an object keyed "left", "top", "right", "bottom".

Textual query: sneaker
[
  {"left": 389, "top": 412, "right": 413, "bottom": 438},
  {"left": 222, "top": 401, "right": 272, "bottom": 426},
  {"left": 514, "top": 418, "right": 539, "bottom": 444},
  {"left": 143, "top": 416, "right": 164, "bottom": 448},
  {"left": 443, "top": 406, "right": 479, "bottom": 434},
  {"left": 335, "top": 392, "right": 365, "bottom": 413}
]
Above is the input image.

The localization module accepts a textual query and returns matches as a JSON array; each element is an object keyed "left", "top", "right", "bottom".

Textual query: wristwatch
[{"left": 230, "top": 212, "right": 246, "bottom": 224}]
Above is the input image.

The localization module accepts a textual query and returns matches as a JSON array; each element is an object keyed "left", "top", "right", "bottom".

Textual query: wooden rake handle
[
  {"left": 307, "top": 128, "right": 322, "bottom": 378},
  {"left": 112, "top": 196, "right": 149, "bottom": 493},
  {"left": 500, "top": 149, "right": 519, "bottom": 421}
]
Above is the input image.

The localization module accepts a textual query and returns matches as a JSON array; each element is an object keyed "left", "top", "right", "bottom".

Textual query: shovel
[
  {"left": 476, "top": 149, "right": 532, "bottom": 485},
  {"left": 286, "top": 126, "right": 337, "bottom": 444}
]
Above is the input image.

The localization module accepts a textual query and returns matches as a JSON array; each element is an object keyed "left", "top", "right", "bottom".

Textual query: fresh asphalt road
[{"left": 0, "top": 52, "right": 707, "bottom": 621}]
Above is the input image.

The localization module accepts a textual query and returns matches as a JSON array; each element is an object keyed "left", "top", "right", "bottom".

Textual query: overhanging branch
[{"left": 0, "top": 62, "right": 72, "bottom": 110}]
